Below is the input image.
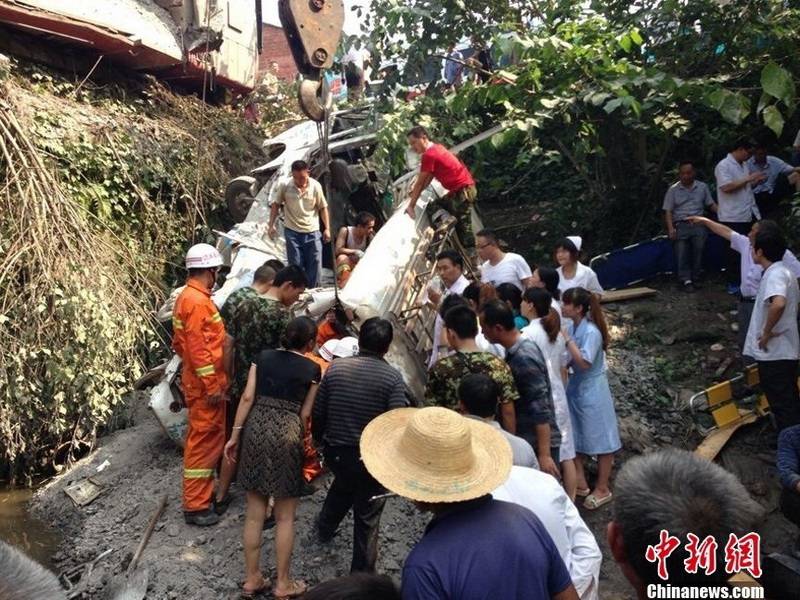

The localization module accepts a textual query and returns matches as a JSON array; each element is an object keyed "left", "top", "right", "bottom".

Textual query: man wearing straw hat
[{"left": 361, "top": 406, "right": 579, "bottom": 600}]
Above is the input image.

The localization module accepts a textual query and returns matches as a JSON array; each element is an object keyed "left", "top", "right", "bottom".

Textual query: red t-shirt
[{"left": 420, "top": 143, "right": 475, "bottom": 192}]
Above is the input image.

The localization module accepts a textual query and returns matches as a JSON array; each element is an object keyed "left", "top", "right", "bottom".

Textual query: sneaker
[
  {"left": 727, "top": 283, "right": 741, "bottom": 295},
  {"left": 184, "top": 509, "right": 220, "bottom": 527}
]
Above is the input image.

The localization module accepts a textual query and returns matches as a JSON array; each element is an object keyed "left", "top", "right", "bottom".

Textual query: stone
[
  {"left": 710, "top": 343, "right": 724, "bottom": 352},
  {"left": 167, "top": 524, "right": 180, "bottom": 537}
]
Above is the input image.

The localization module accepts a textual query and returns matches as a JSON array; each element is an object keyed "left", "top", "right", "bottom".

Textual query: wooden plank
[
  {"left": 600, "top": 287, "right": 657, "bottom": 303},
  {"left": 693, "top": 413, "right": 758, "bottom": 461}
]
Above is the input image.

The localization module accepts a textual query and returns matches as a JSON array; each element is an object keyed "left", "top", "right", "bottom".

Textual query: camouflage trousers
[{"left": 428, "top": 184, "right": 477, "bottom": 250}]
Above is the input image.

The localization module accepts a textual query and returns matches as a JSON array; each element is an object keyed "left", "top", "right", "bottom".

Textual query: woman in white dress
[
  {"left": 554, "top": 236, "right": 603, "bottom": 296},
  {"left": 520, "top": 287, "right": 577, "bottom": 500}
]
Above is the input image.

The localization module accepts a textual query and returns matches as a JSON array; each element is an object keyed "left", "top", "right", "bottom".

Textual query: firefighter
[{"left": 173, "top": 243, "right": 229, "bottom": 526}]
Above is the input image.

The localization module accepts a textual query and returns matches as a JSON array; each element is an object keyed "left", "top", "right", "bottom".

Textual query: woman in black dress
[{"left": 225, "top": 317, "right": 320, "bottom": 599}]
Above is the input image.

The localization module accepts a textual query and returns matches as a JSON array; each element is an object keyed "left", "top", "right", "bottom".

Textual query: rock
[
  {"left": 167, "top": 524, "right": 180, "bottom": 537},
  {"left": 731, "top": 323, "right": 739, "bottom": 332},
  {"left": 710, "top": 343, "right": 724, "bottom": 352},
  {"left": 195, "top": 535, "right": 207, "bottom": 545},
  {"left": 622, "top": 313, "right": 634, "bottom": 322}
]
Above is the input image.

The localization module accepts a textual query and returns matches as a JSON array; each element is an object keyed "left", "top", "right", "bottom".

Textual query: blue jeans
[
  {"left": 285, "top": 228, "right": 322, "bottom": 288},
  {"left": 674, "top": 221, "right": 707, "bottom": 283}
]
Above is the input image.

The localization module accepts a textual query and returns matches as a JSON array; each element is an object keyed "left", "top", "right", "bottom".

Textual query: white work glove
[{"left": 354, "top": 249, "right": 365, "bottom": 259}]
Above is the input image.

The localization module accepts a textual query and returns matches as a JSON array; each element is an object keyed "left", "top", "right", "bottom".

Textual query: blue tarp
[{"left": 590, "top": 233, "right": 728, "bottom": 290}]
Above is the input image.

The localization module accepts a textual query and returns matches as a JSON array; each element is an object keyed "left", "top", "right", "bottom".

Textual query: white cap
[
  {"left": 319, "top": 336, "right": 359, "bottom": 361},
  {"left": 566, "top": 236, "right": 582, "bottom": 252},
  {"left": 185, "top": 243, "right": 223, "bottom": 269}
]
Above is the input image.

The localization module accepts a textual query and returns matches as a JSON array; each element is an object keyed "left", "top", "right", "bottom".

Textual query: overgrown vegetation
[
  {"left": 366, "top": 0, "right": 800, "bottom": 260},
  {"left": 0, "top": 59, "right": 268, "bottom": 483}
]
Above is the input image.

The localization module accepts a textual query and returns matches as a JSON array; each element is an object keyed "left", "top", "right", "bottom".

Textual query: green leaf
[
  {"left": 617, "top": 34, "right": 632, "bottom": 53},
  {"left": 604, "top": 98, "right": 624, "bottom": 113},
  {"left": 761, "top": 62, "right": 795, "bottom": 106},
  {"left": 630, "top": 28, "right": 643, "bottom": 46},
  {"left": 762, "top": 105, "right": 785, "bottom": 137}
]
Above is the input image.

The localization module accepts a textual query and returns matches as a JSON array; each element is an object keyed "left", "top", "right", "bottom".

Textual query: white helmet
[{"left": 185, "top": 243, "right": 223, "bottom": 269}]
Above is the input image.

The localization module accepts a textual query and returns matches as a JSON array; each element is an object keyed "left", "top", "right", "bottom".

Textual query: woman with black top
[{"left": 224, "top": 317, "right": 321, "bottom": 599}]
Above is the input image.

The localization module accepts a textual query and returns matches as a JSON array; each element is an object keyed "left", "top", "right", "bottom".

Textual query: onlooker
[
  {"left": 497, "top": 282, "right": 529, "bottom": 330},
  {"left": 425, "top": 304, "right": 518, "bottom": 433},
  {"left": 608, "top": 450, "right": 763, "bottom": 597},
  {"left": 747, "top": 142, "right": 800, "bottom": 219},
  {"left": 342, "top": 41, "right": 370, "bottom": 101},
  {"left": 561, "top": 287, "right": 621, "bottom": 510},
  {"left": 0, "top": 540, "right": 66, "bottom": 600},
  {"left": 462, "top": 282, "right": 506, "bottom": 358},
  {"left": 714, "top": 138, "right": 767, "bottom": 294},
  {"left": 554, "top": 237, "right": 603, "bottom": 296},
  {"left": 742, "top": 225, "right": 800, "bottom": 431},
  {"left": 778, "top": 424, "right": 800, "bottom": 558},
  {"left": 217, "top": 260, "right": 294, "bottom": 510},
  {"left": 521, "top": 287, "right": 577, "bottom": 500},
  {"left": 268, "top": 160, "right": 331, "bottom": 288},
  {"left": 225, "top": 317, "right": 322, "bottom": 599},
  {"left": 458, "top": 373, "right": 535, "bottom": 467},
  {"left": 335, "top": 211, "right": 375, "bottom": 287},
  {"left": 494, "top": 466, "right": 602, "bottom": 600},
  {"left": 480, "top": 299, "right": 561, "bottom": 479},
  {"left": 685, "top": 217, "right": 800, "bottom": 357},
  {"left": 662, "top": 160, "right": 718, "bottom": 290},
  {"left": 531, "top": 266, "right": 563, "bottom": 315},
  {"left": 313, "top": 318, "right": 410, "bottom": 572},
  {"left": 477, "top": 229, "right": 533, "bottom": 291},
  {"left": 443, "top": 42, "right": 464, "bottom": 90},
  {"left": 793, "top": 127, "right": 800, "bottom": 166},
  {"left": 360, "top": 407, "right": 578, "bottom": 600},
  {"left": 405, "top": 126, "right": 478, "bottom": 249},
  {"left": 427, "top": 249, "right": 470, "bottom": 367},
  {"left": 301, "top": 573, "right": 400, "bottom": 600},
  {"left": 468, "top": 36, "right": 494, "bottom": 83}
]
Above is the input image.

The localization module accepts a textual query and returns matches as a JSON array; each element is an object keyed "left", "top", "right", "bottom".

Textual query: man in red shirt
[{"left": 405, "top": 126, "right": 478, "bottom": 249}]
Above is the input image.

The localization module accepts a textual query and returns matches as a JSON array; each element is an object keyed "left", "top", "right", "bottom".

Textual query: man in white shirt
[
  {"left": 342, "top": 42, "right": 370, "bottom": 101},
  {"left": 687, "top": 216, "right": 800, "bottom": 358},
  {"left": 714, "top": 138, "right": 767, "bottom": 294},
  {"left": 427, "top": 249, "right": 470, "bottom": 367},
  {"left": 747, "top": 142, "right": 800, "bottom": 219},
  {"left": 477, "top": 228, "right": 533, "bottom": 291},
  {"left": 743, "top": 224, "right": 800, "bottom": 431},
  {"left": 494, "top": 466, "right": 602, "bottom": 600}
]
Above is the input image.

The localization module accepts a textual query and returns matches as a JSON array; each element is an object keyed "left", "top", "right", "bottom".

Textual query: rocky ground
[{"left": 32, "top": 275, "right": 796, "bottom": 599}]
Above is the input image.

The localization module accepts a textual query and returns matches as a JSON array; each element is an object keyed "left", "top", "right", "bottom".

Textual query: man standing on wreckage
[{"left": 404, "top": 125, "right": 478, "bottom": 254}]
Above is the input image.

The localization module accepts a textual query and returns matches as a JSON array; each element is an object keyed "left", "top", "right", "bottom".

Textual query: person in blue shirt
[
  {"left": 778, "top": 424, "right": 800, "bottom": 558},
  {"left": 496, "top": 282, "right": 530, "bottom": 330},
  {"left": 360, "top": 406, "right": 579, "bottom": 600}
]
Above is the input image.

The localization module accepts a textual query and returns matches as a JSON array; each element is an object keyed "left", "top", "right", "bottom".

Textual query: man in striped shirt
[{"left": 312, "top": 317, "right": 410, "bottom": 572}]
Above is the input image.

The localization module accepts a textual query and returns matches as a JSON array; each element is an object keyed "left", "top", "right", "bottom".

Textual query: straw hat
[{"left": 360, "top": 407, "right": 512, "bottom": 503}]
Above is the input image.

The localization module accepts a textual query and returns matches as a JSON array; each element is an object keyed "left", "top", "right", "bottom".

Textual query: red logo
[{"left": 645, "top": 530, "right": 761, "bottom": 580}]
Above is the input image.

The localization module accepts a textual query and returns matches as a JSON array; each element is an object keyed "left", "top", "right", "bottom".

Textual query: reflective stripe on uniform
[
  {"left": 184, "top": 468, "right": 214, "bottom": 479},
  {"left": 172, "top": 317, "right": 184, "bottom": 330},
  {"left": 210, "top": 312, "right": 222, "bottom": 323},
  {"left": 195, "top": 364, "right": 215, "bottom": 377}
]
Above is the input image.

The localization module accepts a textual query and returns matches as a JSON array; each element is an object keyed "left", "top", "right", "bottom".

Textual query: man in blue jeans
[
  {"left": 268, "top": 160, "right": 331, "bottom": 288},
  {"left": 662, "top": 160, "right": 718, "bottom": 291}
]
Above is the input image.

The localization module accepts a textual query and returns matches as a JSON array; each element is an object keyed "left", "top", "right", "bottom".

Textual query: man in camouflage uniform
[
  {"left": 215, "top": 265, "right": 308, "bottom": 507},
  {"left": 425, "top": 304, "right": 517, "bottom": 433}
]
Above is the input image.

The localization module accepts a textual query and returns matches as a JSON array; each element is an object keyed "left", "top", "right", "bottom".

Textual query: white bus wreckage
[{"left": 148, "top": 109, "right": 502, "bottom": 445}]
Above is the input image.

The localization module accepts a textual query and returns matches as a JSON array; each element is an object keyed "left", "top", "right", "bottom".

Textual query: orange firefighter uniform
[{"left": 172, "top": 279, "right": 228, "bottom": 513}]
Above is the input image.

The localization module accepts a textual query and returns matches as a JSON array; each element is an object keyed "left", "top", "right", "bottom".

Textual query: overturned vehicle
[{"left": 148, "top": 107, "right": 491, "bottom": 445}]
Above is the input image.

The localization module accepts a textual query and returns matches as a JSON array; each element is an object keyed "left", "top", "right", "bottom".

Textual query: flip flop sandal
[
  {"left": 576, "top": 487, "right": 591, "bottom": 498},
  {"left": 274, "top": 580, "right": 308, "bottom": 600},
  {"left": 583, "top": 493, "right": 613, "bottom": 511},
  {"left": 240, "top": 579, "right": 271, "bottom": 598}
]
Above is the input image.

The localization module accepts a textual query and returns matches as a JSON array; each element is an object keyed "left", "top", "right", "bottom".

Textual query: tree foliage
[{"left": 365, "top": 0, "right": 800, "bottom": 254}]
